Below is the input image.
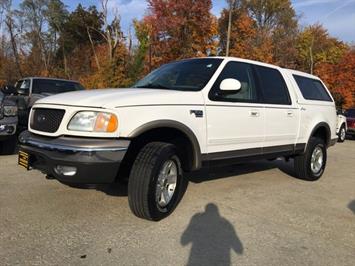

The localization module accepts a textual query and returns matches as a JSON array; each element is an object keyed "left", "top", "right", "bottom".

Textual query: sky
[{"left": 12, "top": 0, "right": 355, "bottom": 43}]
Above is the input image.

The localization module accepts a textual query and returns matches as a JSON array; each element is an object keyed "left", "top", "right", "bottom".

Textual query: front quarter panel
[{"left": 117, "top": 104, "right": 207, "bottom": 153}]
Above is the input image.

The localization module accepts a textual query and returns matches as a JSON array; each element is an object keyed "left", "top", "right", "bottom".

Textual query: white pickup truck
[{"left": 18, "top": 57, "right": 337, "bottom": 221}]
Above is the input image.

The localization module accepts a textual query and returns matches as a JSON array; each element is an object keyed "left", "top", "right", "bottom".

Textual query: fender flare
[
  {"left": 128, "top": 120, "right": 202, "bottom": 170},
  {"left": 308, "top": 122, "right": 331, "bottom": 147}
]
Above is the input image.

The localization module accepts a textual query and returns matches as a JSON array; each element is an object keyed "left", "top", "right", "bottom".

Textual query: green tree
[{"left": 296, "top": 24, "right": 348, "bottom": 73}]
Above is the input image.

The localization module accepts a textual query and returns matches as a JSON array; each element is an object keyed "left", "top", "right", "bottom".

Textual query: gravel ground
[{"left": 0, "top": 141, "right": 354, "bottom": 266}]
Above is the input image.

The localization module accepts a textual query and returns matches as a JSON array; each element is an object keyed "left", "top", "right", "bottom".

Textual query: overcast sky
[{"left": 12, "top": 0, "right": 355, "bottom": 43}]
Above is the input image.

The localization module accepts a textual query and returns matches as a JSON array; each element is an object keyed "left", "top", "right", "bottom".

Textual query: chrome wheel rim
[
  {"left": 340, "top": 128, "right": 346, "bottom": 140},
  {"left": 311, "top": 146, "right": 324, "bottom": 174},
  {"left": 155, "top": 160, "right": 178, "bottom": 208}
]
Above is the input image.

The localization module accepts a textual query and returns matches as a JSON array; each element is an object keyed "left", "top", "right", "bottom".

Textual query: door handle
[
  {"left": 287, "top": 110, "right": 294, "bottom": 117},
  {"left": 250, "top": 110, "right": 260, "bottom": 117}
]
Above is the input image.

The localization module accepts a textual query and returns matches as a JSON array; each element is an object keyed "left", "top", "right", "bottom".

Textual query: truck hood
[{"left": 35, "top": 88, "right": 204, "bottom": 108}]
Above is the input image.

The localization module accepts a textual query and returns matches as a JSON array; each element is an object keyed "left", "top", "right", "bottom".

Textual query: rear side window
[
  {"left": 32, "top": 79, "right": 84, "bottom": 94},
  {"left": 255, "top": 66, "right": 291, "bottom": 105},
  {"left": 293, "top": 75, "right": 332, "bottom": 102}
]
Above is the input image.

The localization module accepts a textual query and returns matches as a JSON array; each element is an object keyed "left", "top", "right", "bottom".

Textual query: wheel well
[
  {"left": 117, "top": 127, "right": 198, "bottom": 181},
  {"left": 311, "top": 125, "right": 330, "bottom": 146}
]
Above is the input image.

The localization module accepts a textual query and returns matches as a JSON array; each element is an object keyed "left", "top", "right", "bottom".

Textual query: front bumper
[{"left": 19, "top": 131, "right": 130, "bottom": 184}]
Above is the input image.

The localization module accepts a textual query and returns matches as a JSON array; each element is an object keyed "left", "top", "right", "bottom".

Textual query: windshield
[
  {"left": 32, "top": 79, "right": 85, "bottom": 94},
  {"left": 15, "top": 79, "right": 31, "bottom": 94},
  {"left": 345, "top": 109, "right": 355, "bottom": 117},
  {"left": 134, "top": 58, "right": 223, "bottom": 91}
]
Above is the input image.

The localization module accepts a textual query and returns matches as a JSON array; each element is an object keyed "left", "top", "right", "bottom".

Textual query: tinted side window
[
  {"left": 210, "top": 62, "right": 258, "bottom": 103},
  {"left": 255, "top": 66, "right": 291, "bottom": 105},
  {"left": 32, "top": 80, "right": 83, "bottom": 94},
  {"left": 293, "top": 75, "right": 332, "bottom": 102}
]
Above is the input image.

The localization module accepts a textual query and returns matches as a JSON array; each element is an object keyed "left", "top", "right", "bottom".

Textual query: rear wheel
[
  {"left": 294, "top": 137, "right": 327, "bottom": 181},
  {"left": 338, "top": 124, "right": 346, "bottom": 142},
  {"left": 128, "top": 142, "right": 188, "bottom": 221}
]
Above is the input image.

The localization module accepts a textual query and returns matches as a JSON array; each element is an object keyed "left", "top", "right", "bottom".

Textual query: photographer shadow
[
  {"left": 181, "top": 203, "right": 243, "bottom": 266},
  {"left": 348, "top": 200, "right": 355, "bottom": 214}
]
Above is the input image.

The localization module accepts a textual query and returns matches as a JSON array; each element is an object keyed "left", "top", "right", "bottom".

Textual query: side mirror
[
  {"left": 1, "top": 85, "right": 16, "bottom": 95},
  {"left": 17, "top": 87, "right": 29, "bottom": 96},
  {"left": 220, "top": 78, "right": 242, "bottom": 92}
]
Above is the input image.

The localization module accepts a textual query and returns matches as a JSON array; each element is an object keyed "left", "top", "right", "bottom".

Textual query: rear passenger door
[{"left": 254, "top": 65, "right": 300, "bottom": 150}]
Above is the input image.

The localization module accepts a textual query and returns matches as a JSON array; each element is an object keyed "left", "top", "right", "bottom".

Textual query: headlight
[
  {"left": 4, "top": 105, "right": 18, "bottom": 116},
  {"left": 68, "top": 111, "right": 118, "bottom": 133}
]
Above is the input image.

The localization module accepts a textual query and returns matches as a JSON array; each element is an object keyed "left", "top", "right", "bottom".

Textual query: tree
[
  {"left": 315, "top": 49, "right": 355, "bottom": 109},
  {"left": 99, "top": 0, "right": 125, "bottom": 63},
  {"left": 143, "top": 0, "right": 218, "bottom": 68},
  {"left": 19, "top": 0, "right": 51, "bottom": 74},
  {"left": 127, "top": 19, "right": 151, "bottom": 81},
  {"left": 0, "top": 0, "right": 23, "bottom": 78},
  {"left": 218, "top": 7, "right": 274, "bottom": 62},
  {"left": 296, "top": 24, "right": 348, "bottom": 74},
  {"left": 58, "top": 4, "right": 104, "bottom": 79},
  {"left": 244, "top": 0, "right": 299, "bottom": 67},
  {"left": 44, "top": 0, "right": 68, "bottom": 75}
]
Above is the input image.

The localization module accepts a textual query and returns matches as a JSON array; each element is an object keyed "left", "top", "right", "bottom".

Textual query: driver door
[{"left": 205, "top": 61, "right": 265, "bottom": 157}]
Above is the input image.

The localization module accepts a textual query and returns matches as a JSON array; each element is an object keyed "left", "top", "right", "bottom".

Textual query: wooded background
[{"left": 0, "top": 0, "right": 354, "bottom": 108}]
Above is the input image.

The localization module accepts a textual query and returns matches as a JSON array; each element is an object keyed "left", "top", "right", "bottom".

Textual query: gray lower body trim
[{"left": 202, "top": 143, "right": 306, "bottom": 162}]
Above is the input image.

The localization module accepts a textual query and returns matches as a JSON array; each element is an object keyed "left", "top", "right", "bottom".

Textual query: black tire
[
  {"left": 0, "top": 135, "right": 17, "bottom": 155},
  {"left": 294, "top": 137, "right": 327, "bottom": 181},
  {"left": 128, "top": 142, "right": 188, "bottom": 221},
  {"left": 338, "top": 124, "right": 346, "bottom": 143}
]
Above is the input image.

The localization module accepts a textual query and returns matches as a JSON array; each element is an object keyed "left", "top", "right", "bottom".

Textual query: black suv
[
  {"left": 0, "top": 89, "right": 18, "bottom": 154},
  {"left": 13, "top": 77, "right": 85, "bottom": 130}
]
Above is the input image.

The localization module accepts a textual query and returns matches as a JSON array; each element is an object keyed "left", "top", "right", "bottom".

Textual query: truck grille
[{"left": 30, "top": 108, "right": 65, "bottom": 133}]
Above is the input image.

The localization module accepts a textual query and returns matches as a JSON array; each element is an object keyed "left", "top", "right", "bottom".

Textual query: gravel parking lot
[{"left": 1, "top": 141, "right": 355, "bottom": 266}]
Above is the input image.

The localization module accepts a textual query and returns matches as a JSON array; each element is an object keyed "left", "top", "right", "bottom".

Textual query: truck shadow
[
  {"left": 80, "top": 159, "right": 297, "bottom": 197},
  {"left": 348, "top": 200, "right": 355, "bottom": 214},
  {"left": 181, "top": 203, "right": 243, "bottom": 266}
]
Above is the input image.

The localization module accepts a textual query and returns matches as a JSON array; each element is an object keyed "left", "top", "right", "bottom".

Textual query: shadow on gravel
[
  {"left": 187, "top": 159, "right": 297, "bottom": 183},
  {"left": 96, "top": 183, "right": 128, "bottom": 197},
  {"left": 181, "top": 203, "right": 243, "bottom": 266},
  {"left": 61, "top": 182, "right": 128, "bottom": 197},
  {"left": 348, "top": 200, "right": 355, "bottom": 214}
]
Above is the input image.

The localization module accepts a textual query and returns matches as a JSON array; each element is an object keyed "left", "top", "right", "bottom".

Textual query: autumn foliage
[
  {"left": 0, "top": 0, "right": 354, "bottom": 108},
  {"left": 316, "top": 50, "right": 355, "bottom": 109}
]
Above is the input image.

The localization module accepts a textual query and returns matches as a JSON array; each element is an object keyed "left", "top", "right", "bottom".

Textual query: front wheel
[
  {"left": 128, "top": 142, "right": 188, "bottom": 221},
  {"left": 338, "top": 124, "right": 346, "bottom": 143},
  {"left": 294, "top": 137, "right": 327, "bottom": 181}
]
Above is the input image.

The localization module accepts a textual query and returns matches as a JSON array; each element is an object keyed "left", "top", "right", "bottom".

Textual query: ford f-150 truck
[{"left": 18, "top": 57, "right": 337, "bottom": 221}]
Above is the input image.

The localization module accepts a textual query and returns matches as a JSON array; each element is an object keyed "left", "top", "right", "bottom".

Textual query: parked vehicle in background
[
  {"left": 18, "top": 57, "right": 337, "bottom": 221},
  {"left": 0, "top": 89, "right": 18, "bottom": 154},
  {"left": 13, "top": 77, "right": 85, "bottom": 131},
  {"left": 336, "top": 112, "right": 347, "bottom": 142},
  {"left": 345, "top": 108, "right": 355, "bottom": 139}
]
